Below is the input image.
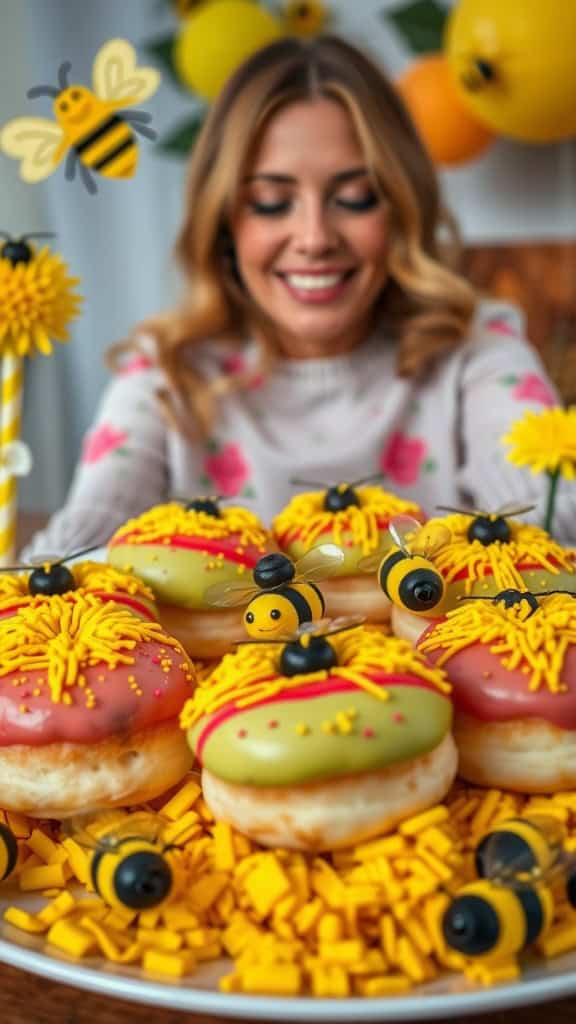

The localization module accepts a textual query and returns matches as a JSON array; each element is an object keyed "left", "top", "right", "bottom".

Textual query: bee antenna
[
  {"left": 436, "top": 504, "right": 471, "bottom": 515},
  {"left": 59, "top": 544, "right": 102, "bottom": 565},
  {"left": 27, "top": 84, "right": 60, "bottom": 100},
  {"left": 290, "top": 477, "right": 327, "bottom": 489},
  {"left": 350, "top": 473, "right": 384, "bottom": 487},
  {"left": 20, "top": 232, "right": 57, "bottom": 242},
  {"left": 58, "top": 61, "right": 72, "bottom": 91},
  {"left": 534, "top": 589, "right": 576, "bottom": 598}
]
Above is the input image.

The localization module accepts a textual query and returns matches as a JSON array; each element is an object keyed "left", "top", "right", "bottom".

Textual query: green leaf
[
  {"left": 205, "top": 437, "right": 220, "bottom": 454},
  {"left": 157, "top": 111, "right": 207, "bottom": 158},
  {"left": 243, "top": 485, "right": 257, "bottom": 498},
  {"left": 500, "top": 375, "right": 519, "bottom": 387},
  {"left": 384, "top": 0, "right": 448, "bottom": 54},
  {"left": 423, "top": 457, "right": 437, "bottom": 472},
  {"left": 143, "top": 33, "right": 182, "bottom": 90},
  {"left": 198, "top": 474, "right": 211, "bottom": 487}
]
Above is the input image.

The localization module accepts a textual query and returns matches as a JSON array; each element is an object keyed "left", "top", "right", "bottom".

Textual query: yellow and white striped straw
[{"left": 0, "top": 353, "right": 24, "bottom": 565}]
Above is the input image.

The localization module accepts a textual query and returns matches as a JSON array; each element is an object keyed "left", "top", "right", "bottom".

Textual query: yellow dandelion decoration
[
  {"left": 0, "top": 236, "right": 82, "bottom": 357},
  {"left": 502, "top": 406, "right": 576, "bottom": 535},
  {"left": 283, "top": 0, "right": 329, "bottom": 37},
  {"left": 0, "top": 233, "right": 82, "bottom": 566}
]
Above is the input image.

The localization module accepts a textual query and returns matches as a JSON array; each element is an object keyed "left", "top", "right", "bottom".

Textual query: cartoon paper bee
[
  {"left": 442, "top": 815, "right": 576, "bottom": 960},
  {"left": 4, "top": 545, "right": 100, "bottom": 596},
  {"left": 67, "top": 812, "right": 181, "bottom": 912},
  {"left": 359, "top": 515, "right": 451, "bottom": 618},
  {"left": 239, "top": 617, "right": 365, "bottom": 676},
  {"left": 205, "top": 545, "right": 345, "bottom": 639},
  {"left": 0, "top": 39, "right": 160, "bottom": 194},
  {"left": 436, "top": 502, "right": 535, "bottom": 546}
]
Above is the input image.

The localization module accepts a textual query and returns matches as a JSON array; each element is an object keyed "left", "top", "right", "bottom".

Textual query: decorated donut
[
  {"left": 180, "top": 624, "right": 457, "bottom": 850},
  {"left": 0, "top": 560, "right": 158, "bottom": 622},
  {"left": 390, "top": 510, "right": 576, "bottom": 645},
  {"left": 0, "top": 591, "right": 196, "bottom": 817},
  {"left": 419, "top": 591, "right": 576, "bottom": 793},
  {"left": 107, "top": 500, "right": 272, "bottom": 658},
  {"left": 272, "top": 482, "right": 424, "bottom": 622}
]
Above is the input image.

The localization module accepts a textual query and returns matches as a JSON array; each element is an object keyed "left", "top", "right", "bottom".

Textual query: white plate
[{"left": 1, "top": 892, "right": 576, "bottom": 1020}]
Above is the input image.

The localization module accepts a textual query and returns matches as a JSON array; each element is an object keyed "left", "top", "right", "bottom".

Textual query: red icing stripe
[
  {"left": 195, "top": 671, "right": 443, "bottom": 763},
  {"left": 110, "top": 534, "right": 261, "bottom": 568},
  {"left": 0, "top": 592, "right": 156, "bottom": 622},
  {"left": 450, "top": 557, "right": 563, "bottom": 583}
]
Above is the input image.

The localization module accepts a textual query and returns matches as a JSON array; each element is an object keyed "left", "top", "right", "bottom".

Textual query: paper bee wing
[
  {"left": 296, "top": 543, "right": 345, "bottom": 583},
  {"left": 0, "top": 117, "right": 64, "bottom": 182},
  {"left": 92, "top": 38, "right": 161, "bottom": 105}
]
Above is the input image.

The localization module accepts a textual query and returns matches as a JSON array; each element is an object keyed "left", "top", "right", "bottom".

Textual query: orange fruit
[{"left": 396, "top": 53, "right": 494, "bottom": 166}]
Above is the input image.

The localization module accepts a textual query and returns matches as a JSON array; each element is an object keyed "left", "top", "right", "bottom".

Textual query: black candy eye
[
  {"left": 270, "top": 609, "right": 281, "bottom": 620},
  {"left": 245, "top": 611, "right": 254, "bottom": 624}
]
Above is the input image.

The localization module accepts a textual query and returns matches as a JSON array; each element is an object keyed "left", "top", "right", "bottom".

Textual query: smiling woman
[{"left": 22, "top": 35, "right": 575, "bottom": 559}]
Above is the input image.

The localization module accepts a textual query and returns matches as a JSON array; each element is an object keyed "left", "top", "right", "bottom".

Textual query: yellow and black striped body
[
  {"left": 475, "top": 817, "right": 560, "bottom": 880},
  {"left": 64, "top": 98, "right": 138, "bottom": 180},
  {"left": 244, "top": 582, "right": 325, "bottom": 640},
  {"left": 442, "top": 878, "right": 554, "bottom": 960},
  {"left": 379, "top": 548, "right": 445, "bottom": 617},
  {"left": 0, "top": 823, "right": 18, "bottom": 882},
  {"left": 90, "top": 836, "right": 173, "bottom": 911}
]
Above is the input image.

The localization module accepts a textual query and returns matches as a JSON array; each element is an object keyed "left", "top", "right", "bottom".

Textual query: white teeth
[{"left": 284, "top": 273, "right": 345, "bottom": 290}]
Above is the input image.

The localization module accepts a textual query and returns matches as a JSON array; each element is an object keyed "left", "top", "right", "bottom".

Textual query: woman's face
[{"left": 232, "top": 98, "right": 390, "bottom": 359}]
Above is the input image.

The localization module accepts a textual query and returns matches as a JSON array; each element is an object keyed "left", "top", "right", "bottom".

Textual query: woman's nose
[{"left": 293, "top": 202, "right": 339, "bottom": 255}]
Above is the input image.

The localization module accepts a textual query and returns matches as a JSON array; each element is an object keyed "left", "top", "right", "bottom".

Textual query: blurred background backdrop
[{"left": 0, "top": 0, "right": 575, "bottom": 516}]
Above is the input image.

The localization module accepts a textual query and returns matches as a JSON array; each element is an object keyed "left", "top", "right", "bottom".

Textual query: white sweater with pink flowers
[{"left": 23, "top": 301, "right": 575, "bottom": 558}]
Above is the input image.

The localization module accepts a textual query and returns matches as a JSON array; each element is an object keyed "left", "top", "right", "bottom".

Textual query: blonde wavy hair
[{"left": 113, "top": 35, "right": 478, "bottom": 437}]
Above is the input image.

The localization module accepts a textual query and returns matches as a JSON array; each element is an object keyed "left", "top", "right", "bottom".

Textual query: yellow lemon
[
  {"left": 175, "top": 0, "right": 284, "bottom": 101},
  {"left": 445, "top": 0, "right": 576, "bottom": 142}
]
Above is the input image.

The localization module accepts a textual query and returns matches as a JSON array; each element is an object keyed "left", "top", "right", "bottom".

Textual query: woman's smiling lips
[{"left": 275, "top": 268, "right": 356, "bottom": 304}]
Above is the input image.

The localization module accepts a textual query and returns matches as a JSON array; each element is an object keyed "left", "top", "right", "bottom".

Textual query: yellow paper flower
[
  {"left": 0, "top": 246, "right": 82, "bottom": 357},
  {"left": 283, "top": 0, "right": 328, "bottom": 37},
  {"left": 502, "top": 406, "right": 576, "bottom": 480}
]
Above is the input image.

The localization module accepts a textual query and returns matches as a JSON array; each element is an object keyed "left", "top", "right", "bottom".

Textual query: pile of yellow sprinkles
[
  {"left": 4, "top": 779, "right": 576, "bottom": 995},
  {"left": 420, "top": 593, "right": 576, "bottom": 693},
  {"left": 110, "top": 502, "right": 269, "bottom": 548},
  {"left": 420, "top": 514, "right": 575, "bottom": 592},
  {"left": 272, "top": 487, "right": 422, "bottom": 555},
  {"left": 180, "top": 628, "right": 450, "bottom": 731}
]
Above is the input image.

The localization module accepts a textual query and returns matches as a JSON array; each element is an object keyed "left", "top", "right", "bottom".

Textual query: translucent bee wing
[
  {"left": 292, "top": 615, "right": 365, "bottom": 639},
  {"left": 26, "top": 553, "right": 61, "bottom": 568},
  {"left": 436, "top": 504, "right": 484, "bottom": 518},
  {"left": 415, "top": 523, "right": 452, "bottom": 559},
  {"left": 478, "top": 815, "right": 564, "bottom": 886},
  {"left": 295, "top": 543, "right": 345, "bottom": 583},
  {"left": 388, "top": 515, "right": 422, "bottom": 552},
  {"left": 495, "top": 502, "right": 536, "bottom": 518},
  {"left": 356, "top": 552, "right": 381, "bottom": 574},
  {"left": 203, "top": 579, "right": 259, "bottom": 608},
  {"left": 0, "top": 117, "right": 64, "bottom": 182},
  {"left": 92, "top": 38, "right": 160, "bottom": 105}
]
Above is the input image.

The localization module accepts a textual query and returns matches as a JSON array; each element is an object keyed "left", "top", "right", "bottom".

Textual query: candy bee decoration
[
  {"left": 436, "top": 502, "right": 536, "bottom": 547},
  {"left": 442, "top": 815, "right": 576, "bottom": 961},
  {"left": 238, "top": 616, "right": 366, "bottom": 677},
  {"left": 2, "top": 544, "right": 101, "bottom": 597},
  {"left": 205, "top": 545, "right": 344, "bottom": 639},
  {"left": 359, "top": 514, "right": 450, "bottom": 619},
  {"left": 0, "top": 234, "right": 82, "bottom": 566},
  {"left": 0, "top": 39, "right": 160, "bottom": 194},
  {"left": 65, "top": 813, "right": 180, "bottom": 912}
]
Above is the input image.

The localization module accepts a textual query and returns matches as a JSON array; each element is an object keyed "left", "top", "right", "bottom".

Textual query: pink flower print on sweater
[
  {"left": 221, "top": 352, "right": 246, "bottom": 375},
  {"left": 486, "top": 317, "right": 520, "bottom": 338},
  {"left": 82, "top": 424, "right": 128, "bottom": 465},
  {"left": 117, "top": 354, "right": 153, "bottom": 376},
  {"left": 512, "top": 372, "right": 556, "bottom": 407},
  {"left": 380, "top": 431, "right": 431, "bottom": 486},
  {"left": 203, "top": 442, "right": 251, "bottom": 497}
]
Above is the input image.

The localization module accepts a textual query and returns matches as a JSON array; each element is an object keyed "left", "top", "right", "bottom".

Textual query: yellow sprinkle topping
[
  {"left": 272, "top": 487, "right": 422, "bottom": 556},
  {"left": 0, "top": 561, "right": 155, "bottom": 611},
  {"left": 418, "top": 514, "right": 574, "bottom": 592},
  {"left": 0, "top": 592, "right": 183, "bottom": 703},
  {"left": 420, "top": 593, "right": 576, "bottom": 693},
  {"left": 109, "top": 502, "right": 269, "bottom": 549},
  {"left": 180, "top": 629, "right": 450, "bottom": 730}
]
